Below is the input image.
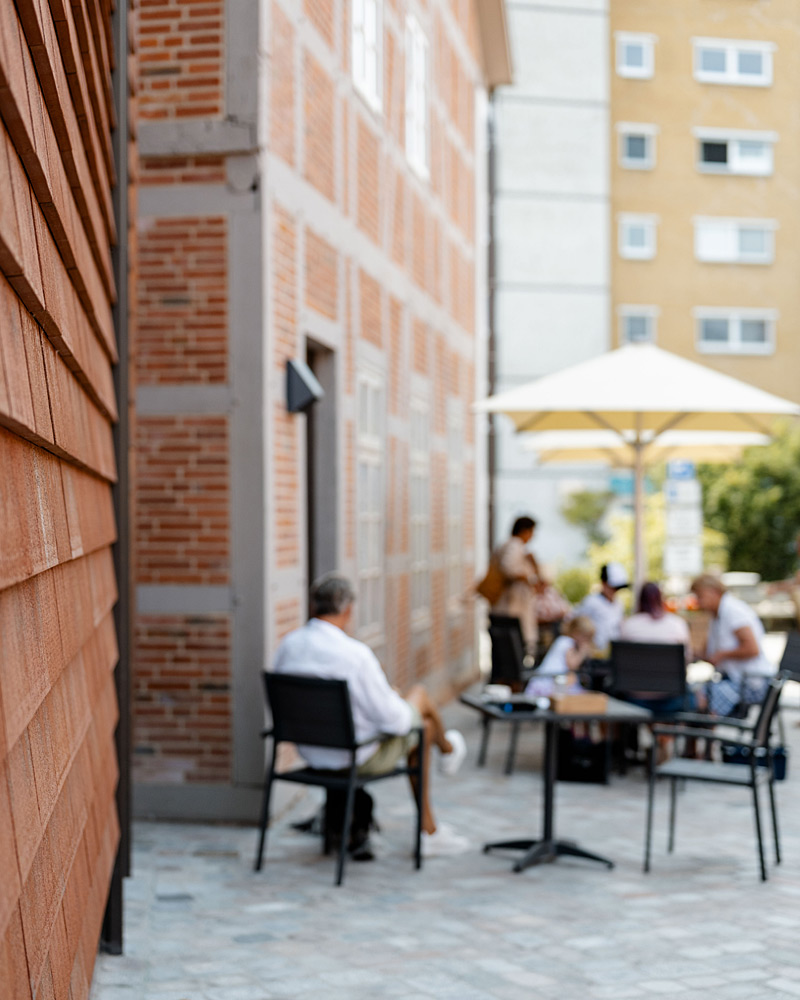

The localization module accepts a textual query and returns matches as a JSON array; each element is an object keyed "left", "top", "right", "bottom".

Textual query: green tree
[
  {"left": 586, "top": 492, "right": 727, "bottom": 593},
  {"left": 698, "top": 422, "right": 800, "bottom": 581},
  {"left": 560, "top": 489, "right": 614, "bottom": 548}
]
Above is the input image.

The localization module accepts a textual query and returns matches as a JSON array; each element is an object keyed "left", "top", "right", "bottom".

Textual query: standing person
[
  {"left": 489, "top": 515, "right": 543, "bottom": 653},
  {"left": 575, "top": 563, "right": 629, "bottom": 653},
  {"left": 273, "top": 574, "right": 469, "bottom": 858},
  {"left": 691, "top": 574, "right": 775, "bottom": 716}
]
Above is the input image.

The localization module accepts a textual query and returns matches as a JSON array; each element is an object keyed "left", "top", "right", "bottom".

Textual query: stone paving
[{"left": 92, "top": 695, "right": 800, "bottom": 1000}]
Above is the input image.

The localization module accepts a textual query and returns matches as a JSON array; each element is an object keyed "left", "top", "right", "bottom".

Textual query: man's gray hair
[{"left": 310, "top": 574, "right": 356, "bottom": 617}]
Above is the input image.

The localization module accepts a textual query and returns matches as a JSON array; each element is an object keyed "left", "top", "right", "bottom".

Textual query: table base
[{"left": 483, "top": 837, "right": 615, "bottom": 873}]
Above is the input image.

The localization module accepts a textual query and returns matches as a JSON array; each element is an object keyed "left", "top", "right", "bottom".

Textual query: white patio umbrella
[
  {"left": 522, "top": 429, "right": 770, "bottom": 466},
  {"left": 475, "top": 343, "right": 800, "bottom": 593}
]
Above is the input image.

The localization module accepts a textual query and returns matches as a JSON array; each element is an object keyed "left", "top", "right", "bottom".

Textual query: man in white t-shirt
[
  {"left": 273, "top": 574, "right": 468, "bottom": 857},
  {"left": 575, "top": 562, "right": 630, "bottom": 653},
  {"left": 691, "top": 574, "right": 775, "bottom": 715}
]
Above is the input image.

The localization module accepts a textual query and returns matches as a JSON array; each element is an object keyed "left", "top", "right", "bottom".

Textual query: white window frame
[
  {"left": 409, "top": 397, "right": 431, "bottom": 627},
  {"left": 356, "top": 372, "right": 385, "bottom": 639},
  {"left": 616, "top": 122, "right": 658, "bottom": 170},
  {"left": 618, "top": 213, "right": 658, "bottom": 260},
  {"left": 694, "top": 127, "right": 776, "bottom": 177},
  {"left": 615, "top": 32, "right": 656, "bottom": 79},
  {"left": 352, "top": 0, "right": 382, "bottom": 111},
  {"left": 446, "top": 399, "right": 464, "bottom": 612},
  {"left": 618, "top": 305, "right": 659, "bottom": 344},
  {"left": 694, "top": 308, "right": 777, "bottom": 355},
  {"left": 693, "top": 37, "right": 775, "bottom": 87},
  {"left": 405, "top": 16, "right": 429, "bottom": 178},
  {"left": 693, "top": 217, "right": 777, "bottom": 265}
]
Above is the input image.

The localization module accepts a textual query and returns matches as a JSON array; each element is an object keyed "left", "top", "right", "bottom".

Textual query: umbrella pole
[{"left": 633, "top": 434, "right": 645, "bottom": 597}]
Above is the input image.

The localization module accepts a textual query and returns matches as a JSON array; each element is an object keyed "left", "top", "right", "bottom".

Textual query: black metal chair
[
  {"left": 644, "top": 673, "right": 787, "bottom": 881},
  {"left": 254, "top": 672, "right": 424, "bottom": 886},
  {"left": 477, "top": 616, "right": 534, "bottom": 774},
  {"left": 610, "top": 641, "right": 687, "bottom": 706},
  {"left": 488, "top": 614, "right": 530, "bottom": 686},
  {"left": 777, "top": 631, "right": 800, "bottom": 681}
]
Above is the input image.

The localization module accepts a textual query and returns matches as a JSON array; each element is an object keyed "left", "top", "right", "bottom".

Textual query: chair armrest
[
  {"left": 652, "top": 725, "right": 753, "bottom": 749},
  {"left": 673, "top": 712, "right": 752, "bottom": 730}
]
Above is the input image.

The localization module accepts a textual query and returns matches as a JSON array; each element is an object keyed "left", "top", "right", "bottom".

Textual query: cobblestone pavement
[{"left": 92, "top": 695, "right": 800, "bottom": 1000}]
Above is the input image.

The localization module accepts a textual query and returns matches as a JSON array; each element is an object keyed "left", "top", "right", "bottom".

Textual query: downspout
[
  {"left": 103, "top": 0, "right": 131, "bottom": 956},
  {"left": 486, "top": 93, "right": 498, "bottom": 554}
]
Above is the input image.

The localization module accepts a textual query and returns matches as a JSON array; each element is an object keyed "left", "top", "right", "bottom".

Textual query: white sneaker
[
  {"left": 421, "top": 824, "right": 470, "bottom": 858},
  {"left": 438, "top": 729, "right": 467, "bottom": 776}
]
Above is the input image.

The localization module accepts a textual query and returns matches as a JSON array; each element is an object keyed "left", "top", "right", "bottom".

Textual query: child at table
[{"left": 524, "top": 616, "right": 596, "bottom": 699}]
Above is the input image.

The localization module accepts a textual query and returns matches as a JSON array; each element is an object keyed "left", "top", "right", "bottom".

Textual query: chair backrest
[
  {"left": 778, "top": 631, "right": 800, "bottom": 683},
  {"left": 751, "top": 674, "right": 786, "bottom": 749},
  {"left": 264, "top": 672, "right": 357, "bottom": 749},
  {"left": 488, "top": 615, "right": 526, "bottom": 684},
  {"left": 609, "top": 641, "right": 686, "bottom": 697}
]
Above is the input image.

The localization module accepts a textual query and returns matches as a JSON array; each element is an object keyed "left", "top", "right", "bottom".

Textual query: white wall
[{"left": 491, "top": 0, "right": 611, "bottom": 565}]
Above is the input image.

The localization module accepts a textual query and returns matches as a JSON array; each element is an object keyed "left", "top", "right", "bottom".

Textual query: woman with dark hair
[{"left": 620, "top": 581, "right": 691, "bottom": 661}]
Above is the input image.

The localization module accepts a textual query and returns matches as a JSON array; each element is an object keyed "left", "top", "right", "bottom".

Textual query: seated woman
[
  {"left": 618, "top": 581, "right": 693, "bottom": 715},
  {"left": 524, "top": 616, "right": 595, "bottom": 698}
]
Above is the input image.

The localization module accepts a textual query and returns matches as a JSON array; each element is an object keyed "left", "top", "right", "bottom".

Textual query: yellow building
[{"left": 611, "top": 0, "right": 800, "bottom": 402}]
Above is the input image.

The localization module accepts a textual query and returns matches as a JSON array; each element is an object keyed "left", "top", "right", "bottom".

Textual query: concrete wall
[
  {"left": 491, "top": 0, "right": 611, "bottom": 565},
  {"left": 0, "top": 0, "right": 129, "bottom": 993}
]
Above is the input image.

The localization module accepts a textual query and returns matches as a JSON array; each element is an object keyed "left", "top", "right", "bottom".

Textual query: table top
[{"left": 460, "top": 691, "right": 652, "bottom": 724}]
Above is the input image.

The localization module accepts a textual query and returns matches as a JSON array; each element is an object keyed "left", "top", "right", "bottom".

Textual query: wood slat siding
[{"left": 0, "top": 0, "right": 129, "bottom": 995}]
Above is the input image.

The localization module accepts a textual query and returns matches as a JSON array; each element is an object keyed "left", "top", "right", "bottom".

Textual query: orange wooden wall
[{"left": 0, "top": 0, "right": 129, "bottom": 995}]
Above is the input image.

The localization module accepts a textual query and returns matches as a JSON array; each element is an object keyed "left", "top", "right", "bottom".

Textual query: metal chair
[
  {"left": 478, "top": 616, "right": 534, "bottom": 774},
  {"left": 644, "top": 673, "right": 787, "bottom": 881},
  {"left": 254, "top": 672, "right": 424, "bottom": 886},
  {"left": 609, "top": 640, "right": 687, "bottom": 711}
]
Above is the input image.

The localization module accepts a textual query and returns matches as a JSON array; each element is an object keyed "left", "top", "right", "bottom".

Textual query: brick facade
[
  {"left": 131, "top": 0, "right": 489, "bottom": 818},
  {"left": 0, "top": 0, "right": 131, "bottom": 992}
]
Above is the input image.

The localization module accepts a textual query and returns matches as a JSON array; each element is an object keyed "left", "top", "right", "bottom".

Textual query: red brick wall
[
  {"left": 137, "top": 216, "right": 228, "bottom": 384},
  {"left": 305, "top": 228, "right": 339, "bottom": 320},
  {"left": 264, "top": 0, "right": 482, "bottom": 688},
  {"left": 134, "top": 616, "right": 232, "bottom": 783},
  {"left": 0, "top": 0, "right": 127, "bottom": 994},
  {"left": 137, "top": 0, "right": 225, "bottom": 121},
  {"left": 135, "top": 416, "right": 230, "bottom": 585}
]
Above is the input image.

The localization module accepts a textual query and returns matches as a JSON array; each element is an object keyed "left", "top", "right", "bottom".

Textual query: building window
[
  {"left": 694, "top": 217, "right": 776, "bottom": 264},
  {"left": 357, "top": 374, "right": 385, "bottom": 635},
  {"left": 617, "top": 123, "right": 657, "bottom": 170},
  {"left": 353, "top": 0, "right": 382, "bottom": 110},
  {"left": 446, "top": 400, "right": 463, "bottom": 608},
  {"left": 618, "top": 214, "right": 658, "bottom": 260},
  {"left": 694, "top": 309, "right": 777, "bottom": 355},
  {"left": 405, "top": 16, "right": 429, "bottom": 177},
  {"left": 694, "top": 128, "right": 776, "bottom": 176},
  {"left": 615, "top": 32, "right": 655, "bottom": 79},
  {"left": 693, "top": 38, "right": 774, "bottom": 87},
  {"left": 619, "top": 306, "right": 658, "bottom": 344},
  {"left": 409, "top": 398, "right": 430, "bottom": 624}
]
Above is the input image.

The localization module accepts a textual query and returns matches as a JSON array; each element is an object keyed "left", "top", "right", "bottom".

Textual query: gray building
[{"left": 490, "top": 0, "right": 611, "bottom": 567}]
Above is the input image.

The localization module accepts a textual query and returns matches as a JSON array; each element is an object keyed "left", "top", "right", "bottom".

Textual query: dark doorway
[{"left": 306, "top": 341, "right": 338, "bottom": 600}]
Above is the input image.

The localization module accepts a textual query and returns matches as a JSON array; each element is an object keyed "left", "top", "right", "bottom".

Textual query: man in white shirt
[
  {"left": 575, "top": 562, "right": 630, "bottom": 653},
  {"left": 691, "top": 574, "right": 775, "bottom": 715},
  {"left": 273, "top": 574, "right": 468, "bottom": 857}
]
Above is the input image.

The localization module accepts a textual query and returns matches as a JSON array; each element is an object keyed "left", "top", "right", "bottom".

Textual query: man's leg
[
  {"left": 404, "top": 685, "right": 455, "bottom": 835},
  {"left": 405, "top": 684, "right": 453, "bottom": 754},
  {"left": 407, "top": 717, "right": 437, "bottom": 835}
]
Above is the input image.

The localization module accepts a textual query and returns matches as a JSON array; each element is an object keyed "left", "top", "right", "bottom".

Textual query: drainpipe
[
  {"left": 486, "top": 93, "right": 498, "bottom": 555},
  {"left": 103, "top": 0, "right": 131, "bottom": 956}
]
